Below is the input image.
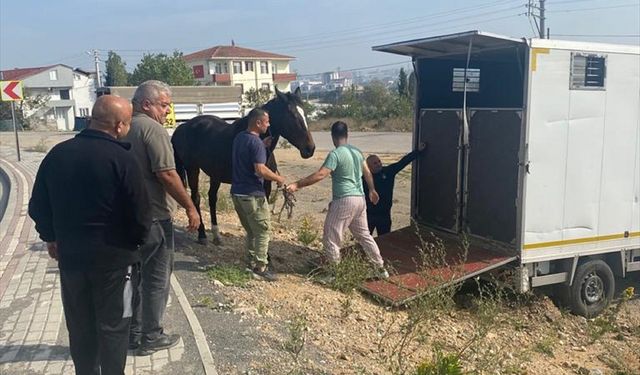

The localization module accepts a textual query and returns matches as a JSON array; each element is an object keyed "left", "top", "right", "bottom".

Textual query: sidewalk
[{"left": 0, "top": 144, "right": 208, "bottom": 375}]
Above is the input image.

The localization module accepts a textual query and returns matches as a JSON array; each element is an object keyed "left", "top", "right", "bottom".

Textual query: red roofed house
[
  {"left": 1, "top": 64, "right": 96, "bottom": 130},
  {"left": 183, "top": 45, "right": 296, "bottom": 95}
]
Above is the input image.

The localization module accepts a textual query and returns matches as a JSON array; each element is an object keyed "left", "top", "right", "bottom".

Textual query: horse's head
[{"left": 264, "top": 87, "right": 315, "bottom": 159}]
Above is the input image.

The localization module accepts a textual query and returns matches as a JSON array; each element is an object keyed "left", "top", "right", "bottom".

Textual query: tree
[
  {"left": 243, "top": 88, "right": 272, "bottom": 107},
  {"left": 408, "top": 71, "right": 417, "bottom": 100},
  {"left": 397, "top": 68, "right": 409, "bottom": 97},
  {"left": 362, "top": 80, "right": 390, "bottom": 113},
  {"left": 0, "top": 90, "right": 50, "bottom": 130},
  {"left": 130, "top": 51, "right": 195, "bottom": 86},
  {"left": 104, "top": 51, "right": 129, "bottom": 86}
]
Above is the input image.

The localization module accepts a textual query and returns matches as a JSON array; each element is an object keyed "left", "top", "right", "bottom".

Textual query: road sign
[{"left": 0, "top": 80, "right": 24, "bottom": 101}]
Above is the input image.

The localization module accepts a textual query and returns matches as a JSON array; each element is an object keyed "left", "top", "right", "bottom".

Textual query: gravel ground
[
  {"left": 171, "top": 147, "right": 640, "bottom": 375},
  {"left": 7, "top": 131, "right": 639, "bottom": 374}
]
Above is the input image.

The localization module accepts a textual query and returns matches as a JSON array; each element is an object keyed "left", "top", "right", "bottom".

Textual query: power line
[
  {"left": 547, "top": 0, "right": 611, "bottom": 4},
  {"left": 257, "top": 5, "right": 525, "bottom": 51},
  {"left": 37, "top": 53, "right": 88, "bottom": 67},
  {"left": 100, "top": 0, "right": 523, "bottom": 55},
  {"left": 547, "top": 3, "right": 639, "bottom": 12},
  {"left": 552, "top": 33, "right": 640, "bottom": 37},
  {"left": 100, "top": 1, "right": 524, "bottom": 56},
  {"left": 281, "top": 13, "right": 522, "bottom": 54},
  {"left": 297, "top": 61, "right": 410, "bottom": 77},
  {"left": 106, "top": 8, "right": 524, "bottom": 58},
  {"left": 249, "top": 0, "right": 522, "bottom": 46}
]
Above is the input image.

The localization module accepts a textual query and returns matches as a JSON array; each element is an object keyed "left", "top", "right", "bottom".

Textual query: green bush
[
  {"left": 297, "top": 216, "right": 318, "bottom": 246},
  {"left": 328, "top": 251, "right": 372, "bottom": 293},
  {"left": 415, "top": 352, "right": 464, "bottom": 375}
]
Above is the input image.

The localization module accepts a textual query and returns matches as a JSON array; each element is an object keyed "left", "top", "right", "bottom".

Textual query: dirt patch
[{"left": 173, "top": 148, "right": 640, "bottom": 375}]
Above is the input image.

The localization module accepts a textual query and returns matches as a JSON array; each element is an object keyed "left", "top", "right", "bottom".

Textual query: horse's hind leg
[
  {"left": 186, "top": 168, "right": 207, "bottom": 244},
  {"left": 208, "top": 180, "right": 223, "bottom": 246}
]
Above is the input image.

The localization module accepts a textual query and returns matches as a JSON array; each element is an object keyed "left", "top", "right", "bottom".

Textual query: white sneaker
[{"left": 372, "top": 268, "right": 389, "bottom": 279}]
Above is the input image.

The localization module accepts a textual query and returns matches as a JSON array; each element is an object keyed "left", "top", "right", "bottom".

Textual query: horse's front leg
[{"left": 209, "top": 180, "right": 223, "bottom": 246}]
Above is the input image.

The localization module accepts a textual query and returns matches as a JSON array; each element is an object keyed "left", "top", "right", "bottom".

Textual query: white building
[
  {"left": 1, "top": 64, "right": 96, "bottom": 130},
  {"left": 183, "top": 45, "right": 296, "bottom": 95}
]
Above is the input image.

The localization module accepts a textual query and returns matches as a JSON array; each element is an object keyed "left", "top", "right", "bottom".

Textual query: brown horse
[{"left": 171, "top": 87, "right": 315, "bottom": 244}]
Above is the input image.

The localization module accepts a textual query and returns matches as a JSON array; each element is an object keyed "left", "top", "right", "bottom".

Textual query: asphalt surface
[{"left": 1, "top": 130, "right": 413, "bottom": 155}]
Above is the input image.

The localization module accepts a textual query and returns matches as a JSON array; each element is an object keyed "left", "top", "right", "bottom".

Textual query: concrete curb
[{"left": 170, "top": 274, "right": 218, "bottom": 375}]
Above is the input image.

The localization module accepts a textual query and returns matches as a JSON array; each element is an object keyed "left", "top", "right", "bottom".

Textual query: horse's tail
[{"left": 174, "top": 151, "right": 187, "bottom": 188}]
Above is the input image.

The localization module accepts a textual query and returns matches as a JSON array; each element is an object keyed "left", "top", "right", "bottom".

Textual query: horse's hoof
[
  {"left": 197, "top": 237, "right": 207, "bottom": 245},
  {"left": 212, "top": 237, "right": 223, "bottom": 246}
]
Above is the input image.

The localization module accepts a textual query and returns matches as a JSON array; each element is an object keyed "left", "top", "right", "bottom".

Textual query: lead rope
[{"left": 271, "top": 184, "right": 296, "bottom": 222}]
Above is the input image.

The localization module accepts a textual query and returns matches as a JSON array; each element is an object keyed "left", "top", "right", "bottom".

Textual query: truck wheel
[{"left": 566, "top": 260, "right": 615, "bottom": 318}]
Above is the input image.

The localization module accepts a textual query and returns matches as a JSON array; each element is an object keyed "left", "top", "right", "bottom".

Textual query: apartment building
[{"left": 183, "top": 45, "right": 296, "bottom": 94}]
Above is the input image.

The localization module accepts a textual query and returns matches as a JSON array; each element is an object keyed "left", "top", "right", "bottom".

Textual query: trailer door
[
  {"left": 465, "top": 109, "right": 522, "bottom": 244},
  {"left": 417, "top": 109, "right": 463, "bottom": 233}
]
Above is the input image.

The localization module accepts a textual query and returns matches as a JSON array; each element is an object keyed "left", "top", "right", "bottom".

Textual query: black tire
[{"left": 565, "top": 259, "right": 615, "bottom": 318}]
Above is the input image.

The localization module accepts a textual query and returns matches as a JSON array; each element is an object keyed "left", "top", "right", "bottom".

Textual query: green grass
[
  {"left": 588, "top": 315, "right": 619, "bottom": 341},
  {"left": 328, "top": 252, "right": 372, "bottom": 293},
  {"left": 205, "top": 265, "right": 252, "bottom": 287},
  {"left": 533, "top": 337, "right": 555, "bottom": 357}
]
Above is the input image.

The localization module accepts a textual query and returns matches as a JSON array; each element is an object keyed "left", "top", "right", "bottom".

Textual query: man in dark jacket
[
  {"left": 29, "top": 95, "right": 151, "bottom": 375},
  {"left": 363, "top": 143, "right": 426, "bottom": 236}
]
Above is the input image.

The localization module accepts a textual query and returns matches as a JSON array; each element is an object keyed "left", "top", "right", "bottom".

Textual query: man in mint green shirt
[{"left": 287, "top": 121, "right": 388, "bottom": 278}]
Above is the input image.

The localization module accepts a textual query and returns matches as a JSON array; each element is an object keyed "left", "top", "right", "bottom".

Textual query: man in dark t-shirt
[
  {"left": 231, "top": 108, "right": 286, "bottom": 281},
  {"left": 363, "top": 143, "right": 426, "bottom": 236}
]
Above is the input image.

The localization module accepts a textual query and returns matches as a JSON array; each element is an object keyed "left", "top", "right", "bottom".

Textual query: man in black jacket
[
  {"left": 363, "top": 143, "right": 426, "bottom": 236},
  {"left": 29, "top": 95, "right": 152, "bottom": 375}
]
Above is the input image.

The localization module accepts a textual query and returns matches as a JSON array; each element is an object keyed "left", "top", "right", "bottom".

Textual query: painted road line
[{"left": 170, "top": 273, "right": 218, "bottom": 375}]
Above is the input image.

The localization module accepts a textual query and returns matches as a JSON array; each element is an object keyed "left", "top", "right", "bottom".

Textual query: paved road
[
  {"left": 0, "top": 145, "right": 209, "bottom": 374},
  {"left": 1, "top": 130, "right": 413, "bottom": 155},
  {"left": 311, "top": 131, "right": 412, "bottom": 153}
]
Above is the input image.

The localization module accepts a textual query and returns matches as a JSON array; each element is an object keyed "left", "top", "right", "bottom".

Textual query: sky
[{"left": 1, "top": 0, "right": 639, "bottom": 77}]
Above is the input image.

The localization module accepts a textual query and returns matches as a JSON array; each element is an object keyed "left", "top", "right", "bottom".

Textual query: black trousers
[
  {"left": 59, "top": 264, "right": 138, "bottom": 375},
  {"left": 368, "top": 213, "right": 392, "bottom": 236}
]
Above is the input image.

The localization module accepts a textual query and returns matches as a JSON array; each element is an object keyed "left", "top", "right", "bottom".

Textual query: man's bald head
[
  {"left": 367, "top": 154, "right": 383, "bottom": 174},
  {"left": 89, "top": 95, "right": 133, "bottom": 139}
]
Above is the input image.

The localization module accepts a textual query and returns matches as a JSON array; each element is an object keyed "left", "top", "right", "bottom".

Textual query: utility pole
[
  {"left": 539, "top": 0, "right": 546, "bottom": 39},
  {"left": 92, "top": 49, "right": 103, "bottom": 87},
  {"left": 527, "top": 0, "right": 548, "bottom": 39}
]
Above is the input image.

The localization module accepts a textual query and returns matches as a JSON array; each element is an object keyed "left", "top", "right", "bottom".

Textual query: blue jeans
[{"left": 130, "top": 219, "right": 174, "bottom": 342}]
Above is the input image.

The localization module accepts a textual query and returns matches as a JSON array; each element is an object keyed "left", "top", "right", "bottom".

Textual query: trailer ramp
[{"left": 362, "top": 226, "right": 517, "bottom": 306}]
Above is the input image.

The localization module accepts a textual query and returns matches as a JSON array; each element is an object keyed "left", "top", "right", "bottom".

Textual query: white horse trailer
[{"left": 373, "top": 31, "right": 639, "bottom": 317}]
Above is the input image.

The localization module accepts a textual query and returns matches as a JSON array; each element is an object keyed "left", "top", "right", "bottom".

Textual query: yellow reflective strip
[
  {"left": 524, "top": 231, "right": 640, "bottom": 250},
  {"left": 531, "top": 47, "right": 550, "bottom": 72}
]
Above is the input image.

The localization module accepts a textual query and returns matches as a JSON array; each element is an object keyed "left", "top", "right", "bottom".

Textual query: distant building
[
  {"left": 293, "top": 80, "right": 324, "bottom": 94},
  {"left": 319, "top": 71, "right": 353, "bottom": 91},
  {"left": 1, "top": 64, "right": 96, "bottom": 130},
  {"left": 183, "top": 45, "right": 296, "bottom": 95}
]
